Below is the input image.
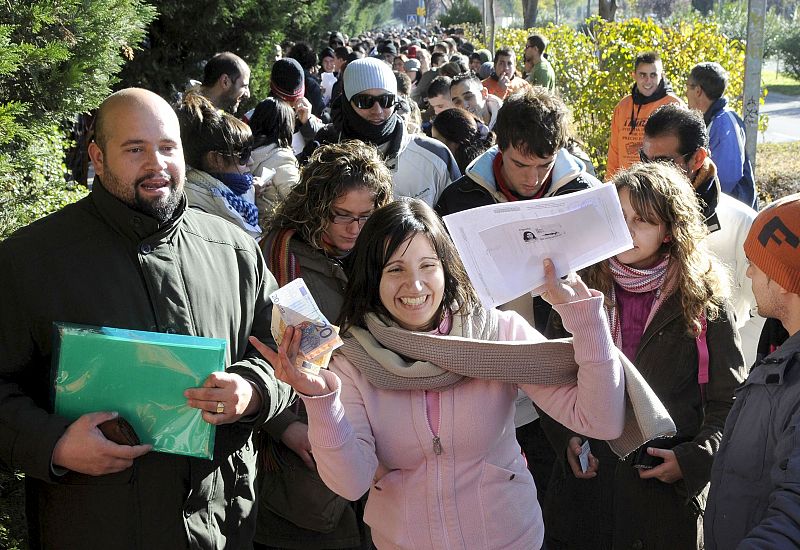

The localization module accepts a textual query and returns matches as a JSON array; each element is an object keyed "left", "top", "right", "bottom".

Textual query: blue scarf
[{"left": 209, "top": 172, "right": 259, "bottom": 228}]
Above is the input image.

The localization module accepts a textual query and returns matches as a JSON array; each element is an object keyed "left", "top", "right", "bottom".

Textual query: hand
[
  {"left": 535, "top": 258, "right": 592, "bottom": 305},
  {"left": 184, "top": 372, "right": 260, "bottom": 425},
  {"left": 281, "top": 421, "right": 315, "bottom": 471},
  {"left": 566, "top": 436, "right": 598, "bottom": 479},
  {"left": 638, "top": 448, "right": 684, "bottom": 483},
  {"left": 294, "top": 97, "right": 312, "bottom": 125},
  {"left": 249, "top": 327, "right": 331, "bottom": 397},
  {"left": 497, "top": 74, "right": 510, "bottom": 92},
  {"left": 52, "top": 412, "right": 152, "bottom": 475}
]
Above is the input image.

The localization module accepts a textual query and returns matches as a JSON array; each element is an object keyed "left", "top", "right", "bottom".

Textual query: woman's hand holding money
[{"left": 250, "top": 327, "right": 332, "bottom": 396}]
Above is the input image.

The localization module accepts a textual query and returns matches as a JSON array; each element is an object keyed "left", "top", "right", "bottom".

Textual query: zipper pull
[{"left": 432, "top": 436, "right": 442, "bottom": 455}]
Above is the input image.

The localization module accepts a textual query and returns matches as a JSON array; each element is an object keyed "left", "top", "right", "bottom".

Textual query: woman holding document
[
  {"left": 540, "top": 163, "right": 747, "bottom": 550},
  {"left": 252, "top": 198, "right": 626, "bottom": 550}
]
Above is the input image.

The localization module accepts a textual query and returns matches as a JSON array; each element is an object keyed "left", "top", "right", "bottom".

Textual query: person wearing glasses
[
  {"left": 641, "top": 103, "right": 763, "bottom": 367},
  {"left": 255, "top": 140, "right": 393, "bottom": 550},
  {"left": 176, "top": 93, "right": 262, "bottom": 238},
  {"left": 303, "top": 57, "right": 460, "bottom": 207}
]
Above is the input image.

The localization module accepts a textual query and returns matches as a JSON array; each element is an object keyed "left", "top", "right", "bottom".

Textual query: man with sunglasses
[
  {"left": 642, "top": 103, "right": 763, "bottom": 366},
  {"left": 303, "top": 57, "right": 460, "bottom": 207},
  {"left": 198, "top": 52, "right": 251, "bottom": 114}
]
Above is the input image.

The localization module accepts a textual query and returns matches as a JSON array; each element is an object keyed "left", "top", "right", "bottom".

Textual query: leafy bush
[
  {"left": 706, "top": 3, "right": 790, "bottom": 60},
  {"left": 0, "top": 0, "right": 155, "bottom": 240},
  {"left": 439, "top": 0, "right": 483, "bottom": 27},
  {"left": 466, "top": 17, "right": 751, "bottom": 178},
  {"left": 779, "top": 25, "right": 800, "bottom": 81}
]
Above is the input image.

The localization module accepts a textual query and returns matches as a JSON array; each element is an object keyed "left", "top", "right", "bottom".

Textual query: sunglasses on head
[{"left": 351, "top": 93, "right": 396, "bottom": 109}]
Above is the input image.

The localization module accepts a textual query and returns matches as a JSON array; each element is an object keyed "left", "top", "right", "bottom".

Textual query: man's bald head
[
  {"left": 88, "top": 87, "right": 185, "bottom": 223},
  {"left": 94, "top": 88, "right": 179, "bottom": 151}
]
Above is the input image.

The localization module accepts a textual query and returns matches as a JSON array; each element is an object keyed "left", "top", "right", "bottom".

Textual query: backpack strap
[{"left": 696, "top": 313, "right": 709, "bottom": 405}]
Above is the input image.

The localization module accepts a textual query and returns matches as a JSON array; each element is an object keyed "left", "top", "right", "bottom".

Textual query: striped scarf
[{"left": 607, "top": 255, "right": 673, "bottom": 348}]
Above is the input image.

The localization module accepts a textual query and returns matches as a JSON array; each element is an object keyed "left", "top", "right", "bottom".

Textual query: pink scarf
[{"left": 607, "top": 255, "right": 673, "bottom": 348}]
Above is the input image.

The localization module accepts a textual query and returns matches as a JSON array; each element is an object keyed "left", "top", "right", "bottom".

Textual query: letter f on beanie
[
  {"left": 343, "top": 58, "right": 397, "bottom": 100},
  {"left": 744, "top": 193, "right": 800, "bottom": 294}
]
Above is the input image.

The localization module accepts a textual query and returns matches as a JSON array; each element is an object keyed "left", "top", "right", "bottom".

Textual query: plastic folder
[{"left": 53, "top": 323, "right": 227, "bottom": 459}]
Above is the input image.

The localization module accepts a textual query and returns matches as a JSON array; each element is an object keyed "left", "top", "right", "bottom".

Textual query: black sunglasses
[
  {"left": 219, "top": 146, "right": 252, "bottom": 166},
  {"left": 351, "top": 93, "right": 396, "bottom": 110}
]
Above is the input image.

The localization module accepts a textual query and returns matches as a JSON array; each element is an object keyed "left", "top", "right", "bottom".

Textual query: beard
[
  {"left": 103, "top": 168, "right": 183, "bottom": 224},
  {"left": 133, "top": 174, "right": 183, "bottom": 224}
]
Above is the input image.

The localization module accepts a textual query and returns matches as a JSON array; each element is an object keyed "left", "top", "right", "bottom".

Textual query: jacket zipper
[{"left": 424, "top": 391, "right": 450, "bottom": 548}]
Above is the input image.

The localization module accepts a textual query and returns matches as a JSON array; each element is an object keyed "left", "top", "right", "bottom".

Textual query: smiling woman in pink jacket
[{"left": 252, "top": 199, "right": 626, "bottom": 549}]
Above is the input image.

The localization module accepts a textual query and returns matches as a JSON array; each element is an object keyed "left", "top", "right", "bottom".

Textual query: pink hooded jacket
[{"left": 302, "top": 294, "right": 625, "bottom": 549}]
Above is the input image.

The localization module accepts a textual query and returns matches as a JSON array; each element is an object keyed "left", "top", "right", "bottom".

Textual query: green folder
[{"left": 53, "top": 323, "right": 227, "bottom": 459}]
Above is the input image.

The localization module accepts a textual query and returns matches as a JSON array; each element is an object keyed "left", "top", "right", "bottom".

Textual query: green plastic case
[{"left": 53, "top": 323, "right": 227, "bottom": 459}]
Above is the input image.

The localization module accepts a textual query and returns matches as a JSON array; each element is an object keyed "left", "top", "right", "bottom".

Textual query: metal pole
[{"left": 742, "top": 0, "right": 766, "bottom": 170}]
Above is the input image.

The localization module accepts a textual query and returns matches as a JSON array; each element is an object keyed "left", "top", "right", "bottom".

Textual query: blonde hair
[{"left": 585, "top": 162, "right": 730, "bottom": 335}]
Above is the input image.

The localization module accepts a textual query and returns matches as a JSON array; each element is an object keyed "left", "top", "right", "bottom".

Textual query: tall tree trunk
[
  {"left": 599, "top": 0, "right": 617, "bottom": 20},
  {"left": 554, "top": 0, "right": 561, "bottom": 23},
  {"left": 487, "top": 0, "right": 496, "bottom": 52},
  {"left": 522, "top": 0, "right": 539, "bottom": 27}
]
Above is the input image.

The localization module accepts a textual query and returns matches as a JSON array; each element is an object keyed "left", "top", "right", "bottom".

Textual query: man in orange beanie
[{"left": 706, "top": 194, "right": 800, "bottom": 549}]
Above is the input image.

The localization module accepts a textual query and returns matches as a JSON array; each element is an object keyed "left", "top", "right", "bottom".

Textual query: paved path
[{"left": 759, "top": 91, "right": 800, "bottom": 143}]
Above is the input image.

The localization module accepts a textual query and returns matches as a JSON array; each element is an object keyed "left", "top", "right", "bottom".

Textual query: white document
[{"left": 443, "top": 184, "right": 632, "bottom": 309}]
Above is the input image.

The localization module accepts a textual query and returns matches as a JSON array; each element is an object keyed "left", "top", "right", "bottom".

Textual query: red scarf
[{"left": 492, "top": 151, "right": 551, "bottom": 202}]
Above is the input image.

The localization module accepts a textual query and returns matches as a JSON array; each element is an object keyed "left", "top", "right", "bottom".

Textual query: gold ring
[{"left": 216, "top": 401, "right": 225, "bottom": 414}]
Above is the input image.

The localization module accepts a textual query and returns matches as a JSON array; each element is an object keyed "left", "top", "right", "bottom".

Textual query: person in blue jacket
[{"left": 687, "top": 62, "right": 757, "bottom": 208}]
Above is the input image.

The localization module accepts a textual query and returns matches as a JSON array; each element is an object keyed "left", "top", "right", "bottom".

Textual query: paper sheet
[{"left": 443, "top": 184, "right": 632, "bottom": 309}]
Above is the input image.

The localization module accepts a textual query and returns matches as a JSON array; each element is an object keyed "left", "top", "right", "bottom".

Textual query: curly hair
[
  {"left": 265, "top": 140, "right": 392, "bottom": 249},
  {"left": 584, "top": 162, "right": 730, "bottom": 335},
  {"left": 338, "top": 198, "right": 479, "bottom": 332}
]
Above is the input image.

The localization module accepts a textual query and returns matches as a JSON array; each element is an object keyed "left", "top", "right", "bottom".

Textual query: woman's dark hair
[
  {"left": 248, "top": 98, "right": 294, "bottom": 149},
  {"left": 339, "top": 199, "right": 479, "bottom": 332},
  {"left": 432, "top": 108, "right": 495, "bottom": 173},
  {"left": 175, "top": 92, "right": 252, "bottom": 170}
]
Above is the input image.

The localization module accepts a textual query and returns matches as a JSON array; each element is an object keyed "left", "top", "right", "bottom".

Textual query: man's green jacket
[{"left": 0, "top": 180, "right": 293, "bottom": 549}]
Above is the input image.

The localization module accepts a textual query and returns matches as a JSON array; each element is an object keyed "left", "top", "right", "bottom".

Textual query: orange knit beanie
[{"left": 743, "top": 193, "right": 800, "bottom": 294}]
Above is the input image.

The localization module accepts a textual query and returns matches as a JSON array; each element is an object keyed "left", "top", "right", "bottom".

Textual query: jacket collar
[
  {"left": 747, "top": 330, "right": 800, "bottom": 386},
  {"left": 91, "top": 176, "right": 187, "bottom": 245},
  {"left": 465, "top": 146, "right": 588, "bottom": 200}
]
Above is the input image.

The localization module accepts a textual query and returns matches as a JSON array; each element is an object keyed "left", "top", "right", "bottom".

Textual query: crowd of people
[{"left": 0, "top": 23, "right": 797, "bottom": 550}]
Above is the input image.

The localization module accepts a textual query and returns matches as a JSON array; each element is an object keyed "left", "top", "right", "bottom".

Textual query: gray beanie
[
  {"left": 344, "top": 58, "right": 397, "bottom": 100},
  {"left": 478, "top": 61, "right": 494, "bottom": 80}
]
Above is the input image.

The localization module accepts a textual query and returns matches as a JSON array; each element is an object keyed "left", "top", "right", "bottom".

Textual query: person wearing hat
[
  {"left": 261, "top": 57, "right": 323, "bottom": 155},
  {"left": 303, "top": 57, "right": 460, "bottom": 207},
  {"left": 705, "top": 193, "right": 800, "bottom": 550},
  {"left": 404, "top": 58, "right": 421, "bottom": 87},
  {"left": 319, "top": 47, "right": 338, "bottom": 107}
]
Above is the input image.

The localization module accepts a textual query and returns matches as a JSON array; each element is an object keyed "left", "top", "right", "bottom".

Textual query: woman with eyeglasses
[
  {"left": 254, "top": 140, "right": 393, "bottom": 550},
  {"left": 176, "top": 93, "right": 261, "bottom": 238}
]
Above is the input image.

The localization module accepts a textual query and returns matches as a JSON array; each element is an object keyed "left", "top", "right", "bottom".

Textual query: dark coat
[
  {"left": 541, "top": 293, "right": 747, "bottom": 550},
  {"left": 706, "top": 330, "right": 800, "bottom": 549},
  {"left": 257, "top": 234, "right": 366, "bottom": 549},
  {"left": 0, "top": 181, "right": 293, "bottom": 550}
]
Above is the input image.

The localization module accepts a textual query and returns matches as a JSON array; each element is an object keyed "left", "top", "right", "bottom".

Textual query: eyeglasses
[
  {"left": 218, "top": 146, "right": 252, "bottom": 166},
  {"left": 330, "top": 213, "right": 371, "bottom": 226},
  {"left": 351, "top": 93, "right": 396, "bottom": 110},
  {"left": 638, "top": 148, "right": 694, "bottom": 165}
]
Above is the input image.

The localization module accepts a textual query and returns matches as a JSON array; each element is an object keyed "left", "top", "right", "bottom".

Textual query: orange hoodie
[{"left": 605, "top": 92, "right": 682, "bottom": 179}]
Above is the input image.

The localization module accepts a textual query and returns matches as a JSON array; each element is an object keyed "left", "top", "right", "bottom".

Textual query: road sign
[
  {"left": 406, "top": 14, "right": 417, "bottom": 25},
  {"left": 416, "top": 6, "right": 426, "bottom": 16}
]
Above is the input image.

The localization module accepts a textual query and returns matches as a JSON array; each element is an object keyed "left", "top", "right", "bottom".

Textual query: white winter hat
[{"left": 343, "top": 58, "right": 397, "bottom": 100}]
